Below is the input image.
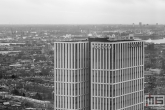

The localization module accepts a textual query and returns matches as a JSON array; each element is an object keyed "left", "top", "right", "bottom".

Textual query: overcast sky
[{"left": 0, "top": 0, "right": 165, "bottom": 24}]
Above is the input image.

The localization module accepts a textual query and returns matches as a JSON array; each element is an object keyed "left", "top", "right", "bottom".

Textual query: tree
[
  {"left": 34, "top": 92, "right": 42, "bottom": 100},
  {"left": 144, "top": 62, "right": 151, "bottom": 70},
  {"left": 148, "top": 76, "right": 156, "bottom": 92},
  {"left": 11, "top": 89, "right": 20, "bottom": 95},
  {"left": 162, "top": 59, "right": 165, "bottom": 71},
  {"left": 0, "top": 73, "right": 3, "bottom": 79},
  {"left": 22, "top": 93, "right": 26, "bottom": 96},
  {"left": 47, "top": 92, "right": 53, "bottom": 101},
  {"left": 40, "top": 68, "right": 50, "bottom": 76},
  {"left": 23, "top": 101, "right": 34, "bottom": 108},
  {"left": 11, "top": 75, "right": 17, "bottom": 79},
  {"left": 49, "top": 51, "right": 53, "bottom": 55}
]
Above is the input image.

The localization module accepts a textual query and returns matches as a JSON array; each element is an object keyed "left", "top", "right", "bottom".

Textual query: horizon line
[{"left": 0, "top": 23, "right": 164, "bottom": 25}]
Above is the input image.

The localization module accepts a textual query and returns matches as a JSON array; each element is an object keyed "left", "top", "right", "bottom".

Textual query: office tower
[
  {"left": 139, "top": 22, "right": 142, "bottom": 26},
  {"left": 54, "top": 41, "right": 90, "bottom": 110},
  {"left": 132, "top": 23, "right": 135, "bottom": 27},
  {"left": 90, "top": 40, "right": 144, "bottom": 110},
  {"left": 54, "top": 38, "right": 144, "bottom": 110}
]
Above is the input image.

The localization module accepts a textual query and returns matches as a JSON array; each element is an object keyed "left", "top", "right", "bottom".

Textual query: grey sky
[{"left": 0, "top": 0, "right": 165, "bottom": 24}]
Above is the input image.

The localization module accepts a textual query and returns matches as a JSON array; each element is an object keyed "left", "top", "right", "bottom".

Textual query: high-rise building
[
  {"left": 90, "top": 40, "right": 144, "bottom": 110},
  {"left": 132, "top": 23, "right": 135, "bottom": 27},
  {"left": 54, "top": 38, "right": 144, "bottom": 110},
  {"left": 139, "top": 22, "right": 142, "bottom": 26},
  {"left": 54, "top": 41, "right": 90, "bottom": 110}
]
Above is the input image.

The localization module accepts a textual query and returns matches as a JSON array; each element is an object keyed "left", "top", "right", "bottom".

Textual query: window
[{"left": 92, "top": 72, "right": 94, "bottom": 82}]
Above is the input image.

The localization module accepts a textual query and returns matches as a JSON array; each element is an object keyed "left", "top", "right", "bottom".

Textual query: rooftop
[
  {"left": 88, "top": 37, "right": 137, "bottom": 42},
  {"left": 54, "top": 37, "right": 142, "bottom": 43}
]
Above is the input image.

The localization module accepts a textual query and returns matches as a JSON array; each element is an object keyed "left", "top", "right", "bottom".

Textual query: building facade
[
  {"left": 90, "top": 41, "right": 144, "bottom": 110},
  {"left": 54, "top": 41, "right": 90, "bottom": 110},
  {"left": 54, "top": 38, "right": 144, "bottom": 110}
]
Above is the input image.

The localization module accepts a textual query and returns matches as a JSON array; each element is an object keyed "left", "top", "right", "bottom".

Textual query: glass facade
[
  {"left": 54, "top": 42, "right": 90, "bottom": 110},
  {"left": 90, "top": 41, "right": 144, "bottom": 110},
  {"left": 54, "top": 40, "right": 144, "bottom": 110}
]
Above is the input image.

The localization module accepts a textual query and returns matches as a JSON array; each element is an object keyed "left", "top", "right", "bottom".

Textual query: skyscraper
[
  {"left": 54, "top": 41, "right": 90, "bottom": 110},
  {"left": 90, "top": 41, "right": 144, "bottom": 110},
  {"left": 139, "top": 22, "right": 142, "bottom": 26},
  {"left": 54, "top": 38, "right": 144, "bottom": 110},
  {"left": 132, "top": 23, "right": 135, "bottom": 27}
]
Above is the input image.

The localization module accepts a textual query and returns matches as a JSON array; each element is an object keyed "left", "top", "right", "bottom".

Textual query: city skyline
[{"left": 0, "top": 0, "right": 165, "bottom": 24}]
